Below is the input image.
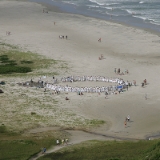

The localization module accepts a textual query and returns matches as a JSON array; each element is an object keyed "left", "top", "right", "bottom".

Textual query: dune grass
[
  {"left": 1, "top": 125, "right": 160, "bottom": 160},
  {"left": 0, "top": 138, "right": 55, "bottom": 160},
  {"left": 0, "top": 42, "right": 61, "bottom": 76},
  {"left": 0, "top": 50, "right": 56, "bottom": 75},
  {"left": 38, "top": 140, "right": 160, "bottom": 160},
  {"left": 0, "top": 126, "right": 56, "bottom": 160}
]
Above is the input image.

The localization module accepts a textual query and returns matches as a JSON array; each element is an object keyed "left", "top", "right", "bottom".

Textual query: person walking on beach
[
  {"left": 117, "top": 68, "right": 120, "bottom": 74},
  {"left": 114, "top": 68, "right": 116, "bottom": 74},
  {"left": 126, "top": 69, "right": 129, "bottom": 74},
  {"left": 127, "top": 115, "right": 130, "bottom": 122},
  {"left": 124, "top": 119, "right": 127, "bottom": 128},
  {"left": 133, "top": 80, "right": 136, "bottom": 86},
  {"left": 56, "top": 139, "right": 60, "bottom": 145},
  {"left": 126, "top": 81, "right": 128, "bottom": 90},
  {"left": 144, "top": 79, "right": 147, "bottom": 85},
  {"left": 61, "top": 139, "right": 64, "bottom": 145},
  {"left": 65, "top": 138, "right": 68, "bottom": 145},
  {"left": 101, "top": 54, "right": 103, "bottom": 59},
  {"left": 98, "top": 38, "right": 101, "bottom": 42},
  {"left": 42, "top": 147, "right": 46, "bottom": 154},
  {"left": 6, "top": 31, "right": 11, "bottom": 36}
]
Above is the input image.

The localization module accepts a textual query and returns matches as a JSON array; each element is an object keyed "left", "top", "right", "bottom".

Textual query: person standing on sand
[
  {"left": 144, "top": 79, "right": 147, "bottom": 85},
  {"left": 65, "top": 138, "right": 68, "bottom": 145},
  {"left": 133, "top": 80, "right": 136, "bottom": 86},
  {"left": 125, "top": 81, "right": 128, "bottom": 90},
  {"left": 61, "top": 139, "right": 64, "bottom": 145},
  {"left": 56, "top": 139, "right": 59, "bottom": 145},
  {"left": 114, "top": 68, "right": 116, "bottom": 74},
  {"left": 127, "top": 115, "right": 130, "bottom": 121},
  {"left": 98, "top": 38, "right": 101, "bottom": 42},
  {"left": 117, "top": 68, "right": 120, "bottom": 74},
  {"left": 124, "top": 119, "right": 127, "bottom": 128}
]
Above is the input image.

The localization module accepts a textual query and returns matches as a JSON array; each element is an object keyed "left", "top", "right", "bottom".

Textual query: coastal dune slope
[{"left": 1, "top": 0, "right": 160, "bottom": 139}]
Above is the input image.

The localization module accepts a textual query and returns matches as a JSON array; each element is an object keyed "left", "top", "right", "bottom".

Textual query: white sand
[{"left": 1, "top": 0, "right": 160, "bottom": 140}]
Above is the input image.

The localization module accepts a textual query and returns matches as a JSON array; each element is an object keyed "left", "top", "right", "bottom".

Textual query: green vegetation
[
  {"left": 21, "top": 60, "right": 33, "bottom": 64},
  {"left": 0, "top": 54, "right": 32, "bottom": 74},
  {"left": 0, "top": 42, "right": 18, "bottom": 50},
  {"left": 38, "top": 140, "right": 160, "bottom": 160},
  {"left": 0, "top": 125, "right": 7, "bottom": 133},
  {"left": 0, "top": 43, "right": 58, "bottom": 75},
  {"left": 0, "top": 138, "right": 55, "bottom": 160},
  {"left": 0, "top": 126, "right": 160, "bottom": 160},
  {"left": 86, "top": 119, "right": 105, "bottom": 126},
  {"left": 0, "top": 126, "right": 56, "bottom": 160}
]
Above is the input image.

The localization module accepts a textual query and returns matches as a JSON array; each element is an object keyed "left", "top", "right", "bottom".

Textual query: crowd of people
[
  {"left": 6, "top": 31, "right": 11, "bottom": 35},
  {"left": 56, "top": 138, "right": 69, "bottom": 145},
  {"left": 59, "top": 35, "right": 68, "bottom": 39},
  {"left": 114, "top": 68, "right": 129, "bottom": 75},
  {"left": 45, "top": 76, "right": 131, "bottom": 95},
  {"left": 61, "top": 76, "right": 125, "bottom": 84}
]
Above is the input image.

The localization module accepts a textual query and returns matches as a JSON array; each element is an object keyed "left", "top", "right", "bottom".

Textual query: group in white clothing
[
  {"left": 61, "top": 76, "right": 125, "bottom": 84},
  {"left": 45, "top": 75, "right": 130, "bottom": 94}
]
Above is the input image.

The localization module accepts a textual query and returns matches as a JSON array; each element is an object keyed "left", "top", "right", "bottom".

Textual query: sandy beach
[{"left": 1, "top": 0, "right": 160, "bottom": 142}]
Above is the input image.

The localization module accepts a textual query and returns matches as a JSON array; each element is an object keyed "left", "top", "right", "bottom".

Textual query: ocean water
[
  {"left": 60, "top": 0, "right": 160, "bottom": 25},
  {"left": 31, "top": 0, "right": 160, "bottom": 32}
]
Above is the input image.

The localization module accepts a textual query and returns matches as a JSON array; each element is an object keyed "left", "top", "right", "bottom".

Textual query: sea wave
[
  {"left": 105, "top": 3, "right": 120, "bottom": 6},
  {"left": 62, "top": 1, "right": 77, "bottom": 6},
  {"left": 87, "top": 4, "right": 100, "bottom": 8},
  {"left": 58, "top": 0, "right": 160, "bottom": 27},
  {"left": 139, "top": 1, "right": 144, "bottom": 4},
  {"left": 132, "top": 15, "right": 160, "bottom": 25},
  {"left": 133, "top": 15, "right": 148, "bottom": 21},
  {"left": 89, "top": 0, "right": 105, "bottom": 6},
  {"left": 104, "top": 7, "right": 113, "bottom": 10},
  {"left": 105, "top": 11, "right": 119, "bottom": 16},
  {"left": 126, "top": 9, "right": 134, "bottom": 15},
  {"left": 150, "top": 21, "right": 160, "bottom": 26}
]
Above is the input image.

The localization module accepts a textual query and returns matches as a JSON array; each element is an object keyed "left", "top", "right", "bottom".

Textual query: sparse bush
[
  {"left": 31, "top": 112, "right": 36, "bottom": 115},
  {"left": 0, "top": 125, "right": 7, "bottom": 133},
  {"left": 21, "top": 60, "right": 33, "bottom": 64},
  {"left": 0, "top": 65, "right": 32, "bottom": 74}
]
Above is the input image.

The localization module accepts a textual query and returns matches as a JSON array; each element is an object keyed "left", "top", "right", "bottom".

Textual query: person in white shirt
[{"left": 127, "top": 115, "right": 130, "bottom": 121}]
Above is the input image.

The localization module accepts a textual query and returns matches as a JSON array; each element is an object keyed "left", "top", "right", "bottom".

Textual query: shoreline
[{"left": 30, "top": 0, "right": 160, "bottom": 36}]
